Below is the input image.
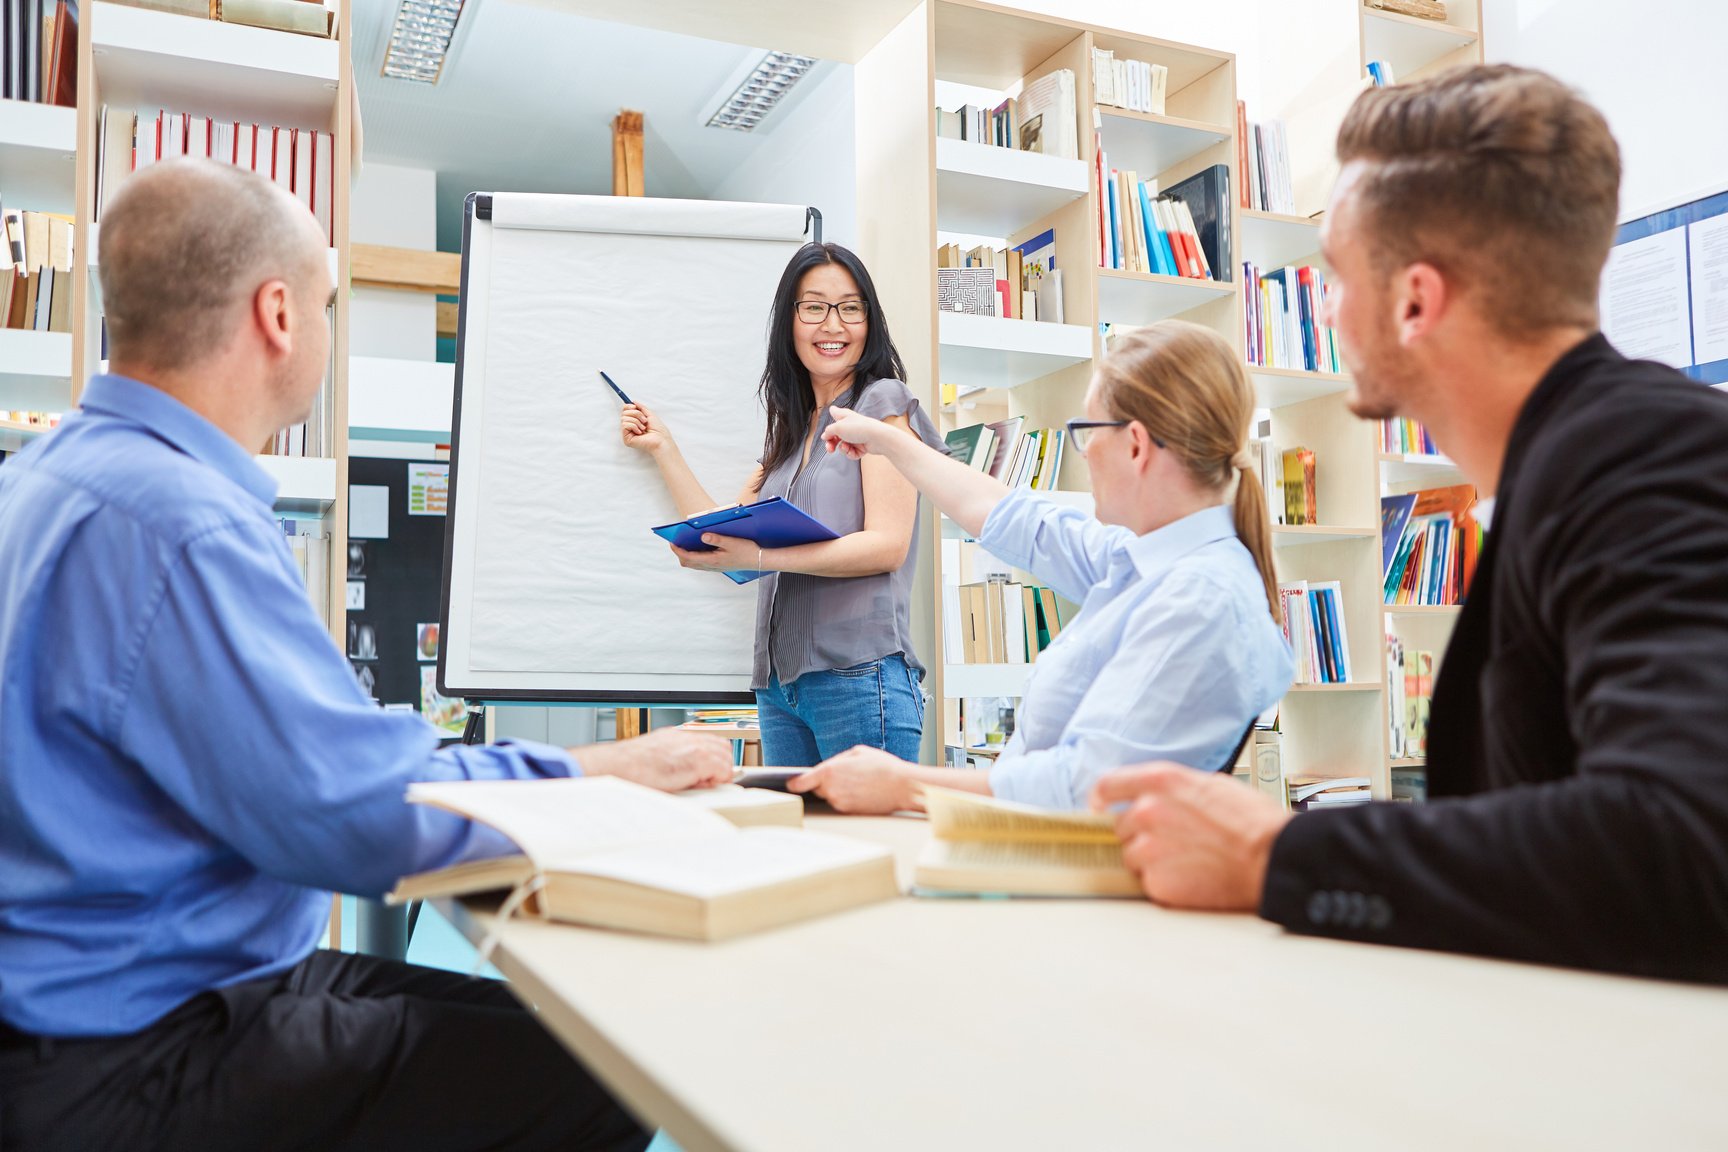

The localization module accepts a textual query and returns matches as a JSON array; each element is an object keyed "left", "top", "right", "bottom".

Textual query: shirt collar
[
  {"left": 79, "top": 374, "right": 279, "bottom": 508},
  {"left": 1123, "top": 503, "right": 1237, "bottom": 580}
]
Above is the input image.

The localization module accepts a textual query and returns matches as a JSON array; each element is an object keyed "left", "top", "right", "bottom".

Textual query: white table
[{"left": 439, "top": 814, "right": 1728, "bottom": 1152}]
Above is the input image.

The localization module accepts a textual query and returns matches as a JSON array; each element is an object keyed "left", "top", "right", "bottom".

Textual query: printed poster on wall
[{"left": 408, "top": 463, "right": 448, "bottom": 516}]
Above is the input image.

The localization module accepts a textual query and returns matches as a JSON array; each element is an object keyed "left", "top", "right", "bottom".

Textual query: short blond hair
[
  {"left": 1336, "top": 64, "right": 1620, "bottom": 334},
  {"left": 99, "top": 157, "right": 320, "bottom": 370}
]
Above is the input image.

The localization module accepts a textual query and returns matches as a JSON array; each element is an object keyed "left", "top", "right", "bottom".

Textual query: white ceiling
[{"left": 350, "top": 0, "right": 838, "bottom": 249}]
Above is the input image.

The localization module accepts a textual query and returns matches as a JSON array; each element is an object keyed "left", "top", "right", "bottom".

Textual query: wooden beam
[
  {"left": 612, "top": 109, "right": 645, "bottom": 197},
  {"left": 351, "top": 243, "right": 461, "bottom": 294},
  {"left": 436, "top": 299, "right": 459, "bottom": 339}
]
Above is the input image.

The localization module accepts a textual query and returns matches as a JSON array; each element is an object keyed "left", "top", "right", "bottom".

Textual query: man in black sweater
[{"left": 1093, "top": 64, "right": 1728, "bottom": 983}]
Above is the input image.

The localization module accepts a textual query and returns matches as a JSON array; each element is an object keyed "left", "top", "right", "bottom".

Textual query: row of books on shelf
[
  {"left": 1381, "top": 485, "right": 1480, "bottom": 606},
  {"left": 945, "top": 578, "right": 1067, "bottom": 665},
  {"left": 98, "top": 108, "right": 336, "bottom": 245},
  {"left": 935, "top": 230, "right": 1061, "bottom": 323},
  {"left": 684, "top": 709, "right": 758, "bottom": 726},
  {"left": 2, "top": 0, "right": 76, "bottom": 106},
  {"left": 266, "top": 406, "right": 330, "bottom": 458},
  {"left": 110, "top": 0, "right": 333, "bottom": 38},
  {"left": 1381, "top": 417, "right": 1439, "bottom": 456},
  {"left": 1243, "top": 263, "right": 1342, "bottom": 374},
  {"left": 945, "top": 417, "right": 1067, "bottom": 492},
  {"left": 1385, "top": 631, "right": 1434, "bottom": 761},
  {"left": 3, "top": 410, "right": 61, "bottom": 428},
  {"left": 1234, "top": 102, "right": 1296, "bottom": 216},
  {"left": 280, "top": 517, "right": 330, "bottom": 623},
  {"left": 2, "top": 206, "right": 73, "bottom": 333},
  {"left": 931, "top": 67, "right": 1078, "bottom": 160},
  {"left": 1089, "top": 47, "right": 1166, "bottom": 115},
  {"left": 1278, "top": 579, "right": 1353, "bottom": 685},
  {"left": 1366, "top": 60, "right": 1398, "bottom": 88},
  {"left": 1098, "top": 162, "right": 1230, "bottom": 283},
  {"left": 1247, "top": 439, "right": 1318, "bottom": 527}
]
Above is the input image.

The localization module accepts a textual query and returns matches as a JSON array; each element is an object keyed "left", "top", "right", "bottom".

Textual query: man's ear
[
  {"left": 253, "top": 279, "right": 293, "bottom": 356},
  {"left": 1396, "top": 262, "right": 1448, "bottom": 346}
]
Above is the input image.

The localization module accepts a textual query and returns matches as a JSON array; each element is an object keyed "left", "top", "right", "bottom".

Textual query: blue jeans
[{"left": 755, "top": 654, "right": 925, "bottom": 767}]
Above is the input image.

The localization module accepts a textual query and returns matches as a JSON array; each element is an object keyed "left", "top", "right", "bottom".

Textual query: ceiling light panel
[
  {"left": 382, "top": 0, "right": 468, "bottom": 85},
  {"left": 705, "top": 51, "right": 818, "bottom": 133}
]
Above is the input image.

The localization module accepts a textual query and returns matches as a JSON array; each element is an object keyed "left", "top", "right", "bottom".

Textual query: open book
[
  {"left": 914, "top": 786, "right": 1140, "bottom": 898},
  {"left": 389, "top": 778, "right": 896, "bottom": 941}
]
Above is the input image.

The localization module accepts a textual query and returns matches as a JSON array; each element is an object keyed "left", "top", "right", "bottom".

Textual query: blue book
[
  {"left": 1107, "top": 176, "right": 1120, "bottom": 269},
  {"left": 1380, "top": 494, "right": 1417, "bottom": 581},
  {"left": 1137, "top": 184, "right": 1169, "bottom": 277},
  {"left": 651, "top": 496, "right": 839, "bottom": 585}
]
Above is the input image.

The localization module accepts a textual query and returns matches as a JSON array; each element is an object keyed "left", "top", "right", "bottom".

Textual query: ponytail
[{"left": 1232, "top": 454, "right": 1282, "bottom": 625}]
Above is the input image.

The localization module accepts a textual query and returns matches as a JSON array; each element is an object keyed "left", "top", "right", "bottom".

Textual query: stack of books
[
  {"left": 1278, "top": 580, "right": 1353, "bottom": 685},
  {"left": 1243, "top": 263, "right": 1342, "bottom": 374},
  {"left": 1288, "top": 775, "right": 1373, "bottom": 811},
  {"left": 1384, "top": 630, "right": 1435, "bottom": 760},
  {"left": 1381, "top": 485, "right": 1481, "bottom": 607},
  {"left": 1096, "top": 163, "right": 1230, "bottom": 283},
  {"left": 684, "top": 709, "right": 758, "bottom": 727},
  {"left": 2, "top": 0, "right": 77, "bottom": 106},
  {"left": 1090, "top": 48, "right": 1166, "bottom": 115},
  {"left": 1367, "top": 60, "right": 1398, "bottom": 87},
  {"left": 1235, "top": 102, "right": 1295, "bottom": 215},
  {"left": 1380, "top": 417, "right": 1439, "bottom": 455},
  {"left": 1245, "top": 438, "right": 1317, "bottom": 527},
  {"left": 98, "top": 108, "right": 336, "bottom": 245},
  {"left": 1, "top": 207, "right": 74, "bottom": 334}
]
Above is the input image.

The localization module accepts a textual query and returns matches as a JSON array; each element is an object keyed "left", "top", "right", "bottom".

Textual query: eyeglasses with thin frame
[
  {"left": 1065, "top": 419, "right": 1164, "bottom": 454},
  {"left": 794, "top": 299, "right": 868, "bottom": 325}
]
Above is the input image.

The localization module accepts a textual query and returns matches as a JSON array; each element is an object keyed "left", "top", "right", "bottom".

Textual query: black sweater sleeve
[{"left": 1259, "top": 383, "right": 1728, "bottom": 982}]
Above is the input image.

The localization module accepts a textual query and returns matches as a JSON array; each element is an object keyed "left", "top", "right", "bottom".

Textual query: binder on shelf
[{"left": 651, "top": 497, "right": 839, "bottom": 586}]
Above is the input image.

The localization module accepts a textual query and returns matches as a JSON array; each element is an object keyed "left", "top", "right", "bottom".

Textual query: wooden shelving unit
[{"left": 57, "top": 0, "right": 354, "bottom": 642}]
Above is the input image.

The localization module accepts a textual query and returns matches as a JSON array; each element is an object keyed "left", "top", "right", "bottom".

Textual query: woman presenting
[
  {"left": 621, "top": 243, "right": 945, "bottom": 767},
  {"left": 790, "top": 320, "right": 1295, "bottom": 812}
]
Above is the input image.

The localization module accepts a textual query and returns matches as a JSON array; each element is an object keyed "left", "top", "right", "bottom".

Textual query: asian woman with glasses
[
  {"left": 788, "top": 319, "right": 1295, "bottom": 812},
  {"left": 620, "top": 242, "right": 946, "bottom": 767}
]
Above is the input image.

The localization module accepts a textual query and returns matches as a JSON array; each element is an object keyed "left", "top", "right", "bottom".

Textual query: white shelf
[
  {"left": 0, "top": 330, "right": 73, "bottom": 409},
  {"left": 1273, "top": 525, "right": 1377, "bottom": 547},
  {"left": 348, "top": 356, "right": 454, "bottom": 442},
  {"left": 1378, "top": 452, "right": 1464, "bottom": 487},
  {"left": 1239, "top": 208, "right": 1323, "bottom": 270},
  {"left": 938, "top": 312, "right": 1092, "bottom": 389},
  {"left": 1096, "top": 269, "right": 1234, "bottom": 326},
  {"left": 0, "top": 417, "right": 57, "bottom": 452},
  {"left": 0, "top": 100, "right": 77, "bottom": 214},
  {"left": 257, "top": 454, "right": 337, "bottom": 514},
  {"left": 91, "top": 1, "right": 340, "bottom": 130},
  {"left": 1095, "top": 108, "right": 1231, "bottom": 175},
  {"left": 944, "top": 662, "right": 1032, "bottom": 699},
  {"left": 1250, "top": 365, "right": 1350, "bottom": 407},
  {"left": 1383, "top": 604, "right": 1461, "bottom": 617},
  {"left": 1285, "top": 681, "right": 1382, "bottom": 694},
  {"left": 935, "top": 138, "right": 1088, "bottom": 237},
  {"left": 1362, "top": 9, "right": 1479, "bottom": 81}
]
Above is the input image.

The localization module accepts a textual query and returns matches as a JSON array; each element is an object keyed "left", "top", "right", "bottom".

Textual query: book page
[
  {"left": 407, "top": 777, "right": 735, "bottom": 869},
  {"left": 922, "top": 785, "right": 1118, "bottom": 844},
  {"left": 935, "top": 838, "right": 1127, "bottom": 871},
  {"left": 569, "top": 828, "right": 891, "bottom": 899}
]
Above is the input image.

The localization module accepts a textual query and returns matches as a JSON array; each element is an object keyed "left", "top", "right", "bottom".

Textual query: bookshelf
[
  {"left": 57, "top": 0, "right": 355, "bottom": 644},
  {"left": 1360, "top": 5, "right": 1481, "bottom": 81},
  {"left": 0, "top": 100, "right": 78, "bottom": 213}
]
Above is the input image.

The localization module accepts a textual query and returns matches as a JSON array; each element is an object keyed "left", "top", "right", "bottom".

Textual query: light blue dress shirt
[
  {"left": 0, "top": 375, "right": 580, "bottom": 1037},
  {"left": 980, "top": 488, "right": 1294, "bottom": 809}
]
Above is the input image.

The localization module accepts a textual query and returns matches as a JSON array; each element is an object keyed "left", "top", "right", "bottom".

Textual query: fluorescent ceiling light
[
  {"left": 382, "top": 0, "right": 469, "bottom": 84},
  {"left": 703, "top": 50, "right": 819, "bottom": 133}
]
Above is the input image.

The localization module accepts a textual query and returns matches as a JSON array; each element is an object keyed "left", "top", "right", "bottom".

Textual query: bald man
[{"left": 0, "top": 159, "right": 731, "bottom": 1149}]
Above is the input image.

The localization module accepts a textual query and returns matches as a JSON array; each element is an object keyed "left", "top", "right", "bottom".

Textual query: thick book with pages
[
  {"left": 388, "top": 778, "right": 896, "bottom": 941},
  {"left": 913, "top": 786, "right": 1140, "bottom": 897}
]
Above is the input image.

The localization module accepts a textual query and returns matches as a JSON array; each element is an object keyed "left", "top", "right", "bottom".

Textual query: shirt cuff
[{"left": 988, "top": 749, "right": 1075, "bottom": 809}]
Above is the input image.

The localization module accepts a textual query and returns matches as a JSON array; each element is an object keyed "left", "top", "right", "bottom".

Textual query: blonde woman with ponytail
[{"left": 789, "top": 319, "right": 1294, "bottom": 813}]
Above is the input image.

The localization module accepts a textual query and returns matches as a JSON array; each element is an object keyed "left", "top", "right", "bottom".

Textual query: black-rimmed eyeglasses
[
  {"left": 1066, "top": 419, "right": 1163, "bottom": 453},
  {"left": 794, "top": 299, "right": 868, "bottom": 325}
]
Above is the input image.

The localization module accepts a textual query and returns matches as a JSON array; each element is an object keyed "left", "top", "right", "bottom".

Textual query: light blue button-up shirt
[
  {"left": 981, "top": 488, "right": 1294, "bottom": 808},
  {"left": 0, "top": 375, "right": 579, "bottom": 1037}
]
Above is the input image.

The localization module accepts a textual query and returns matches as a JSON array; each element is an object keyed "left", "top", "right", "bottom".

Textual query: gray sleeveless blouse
[{"left": 751, "top": 378, "right": 946, "bottom": 690}]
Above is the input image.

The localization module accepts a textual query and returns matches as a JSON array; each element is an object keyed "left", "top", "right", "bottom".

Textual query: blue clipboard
[{"left": 651, "top": 496, "right": 840, "bottom": 585}]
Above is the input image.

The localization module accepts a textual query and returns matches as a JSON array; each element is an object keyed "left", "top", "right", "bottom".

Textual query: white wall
[
  {"left": 350, "top": 162, "right": 439, "bottom": 362},
  {"left": 711, "top": 62, "right": 857, "bottom": 247},
  {"left": 1486, "top": 0, "right": 1728, "bottom": 219}
]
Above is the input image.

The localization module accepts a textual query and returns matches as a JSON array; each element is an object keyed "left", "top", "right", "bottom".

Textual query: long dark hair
[{"left": 754, "top": 242, "right": 907, "bottom": 489}]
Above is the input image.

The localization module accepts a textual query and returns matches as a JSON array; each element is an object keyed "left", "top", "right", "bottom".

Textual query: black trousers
[{"left": 0, "top": 950, "right": 651, "bottom": 1152}]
